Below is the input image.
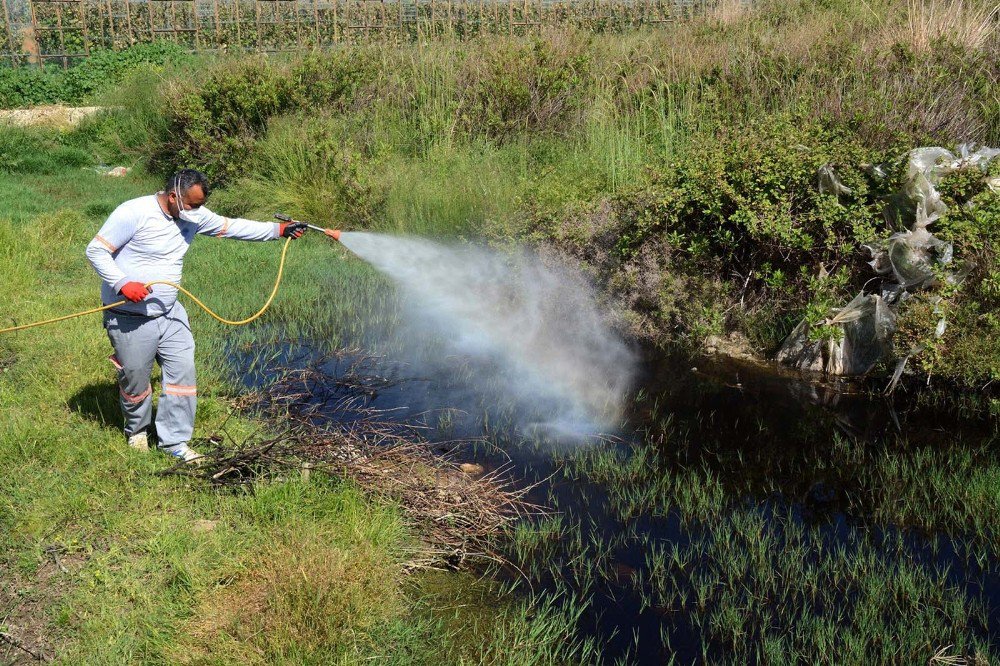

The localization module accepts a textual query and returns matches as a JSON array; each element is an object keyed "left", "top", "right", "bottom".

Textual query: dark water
[{"left": 233, "top": 335, "right": 1000, "bottom": 663}]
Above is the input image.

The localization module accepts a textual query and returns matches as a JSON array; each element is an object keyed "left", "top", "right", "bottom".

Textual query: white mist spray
[{"left": 337, "top": 232, "right": 635, "bottom": 434}]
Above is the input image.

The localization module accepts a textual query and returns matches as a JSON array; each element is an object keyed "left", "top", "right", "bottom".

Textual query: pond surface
[{"left": 234, "top": 327, "right": 1000, "bottom": 663}]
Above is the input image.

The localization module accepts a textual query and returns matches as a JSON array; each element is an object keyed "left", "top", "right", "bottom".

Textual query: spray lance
[{"left": 274, "top": 213, "right": 341, "bottom": 242}]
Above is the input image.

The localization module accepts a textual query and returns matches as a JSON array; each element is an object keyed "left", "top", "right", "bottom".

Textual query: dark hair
[{"left": 165, "top": 169, "right": 210, "bottom": 198}]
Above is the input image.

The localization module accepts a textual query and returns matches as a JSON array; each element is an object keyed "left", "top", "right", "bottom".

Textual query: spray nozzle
[{"left": 274, "top": 213, "right": 341, "bottom": 242}]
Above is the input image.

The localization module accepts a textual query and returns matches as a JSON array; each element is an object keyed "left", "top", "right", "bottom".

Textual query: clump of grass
[
  {"left": 175, "top": 528, "right": 402, "bottom": 664},
  {"left": 898, "top": 0, "right": 1000, "bottom": 52},
  {"left": 0, "top": 125, "right": 91, "bottom": 174}
]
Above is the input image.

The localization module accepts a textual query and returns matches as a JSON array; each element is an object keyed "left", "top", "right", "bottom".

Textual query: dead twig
[{"left": 0, "top": 631, "right": 48, "bottom": 662}]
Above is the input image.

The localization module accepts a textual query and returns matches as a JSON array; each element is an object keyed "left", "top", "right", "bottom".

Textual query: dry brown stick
[{"left": 0, "top": 632, "right": 48, "bottom": 662}]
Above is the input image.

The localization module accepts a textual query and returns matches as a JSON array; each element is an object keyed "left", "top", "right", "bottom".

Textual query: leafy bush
[
  {"left": 455, "top": 35, "right": 590, "bottom": 141},
  {"left": 0, "top": 42, "right": 190, "bottom": 108},
  {"left": 164, "top": 51, "right": 380, "bottom": 184},
  {"left": 627, "top": 119, "right": 902, "bottom": 273},
  {"left": 896, "top": 192, "right": 1000, "bottom": 385},
  {"left": 218, "top": 113, "right": 384, "bottom": 227}
]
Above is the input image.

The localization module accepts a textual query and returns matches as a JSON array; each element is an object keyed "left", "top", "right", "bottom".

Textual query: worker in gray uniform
[{"left": 86, "top": 169, "right": 306, "bottom": 462}]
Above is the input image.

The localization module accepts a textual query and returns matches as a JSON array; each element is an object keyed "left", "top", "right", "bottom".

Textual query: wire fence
[{"left": 0, "top": 0, "right": 735, "bottom": 67}]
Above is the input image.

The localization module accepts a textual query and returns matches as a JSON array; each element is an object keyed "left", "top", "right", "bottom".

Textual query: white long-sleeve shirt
[{"left": 86, "top": 194, "right": 281, "bottom": 317}]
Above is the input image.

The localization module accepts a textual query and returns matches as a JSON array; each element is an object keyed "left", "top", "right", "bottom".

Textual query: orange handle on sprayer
[{"left": 274, "top": 213, "right": 340, "bottom": 242}]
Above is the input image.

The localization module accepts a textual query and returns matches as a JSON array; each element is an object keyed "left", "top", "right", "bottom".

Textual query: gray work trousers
[{"left": 103, "top": 302, "right": 197, "bottom": 448}]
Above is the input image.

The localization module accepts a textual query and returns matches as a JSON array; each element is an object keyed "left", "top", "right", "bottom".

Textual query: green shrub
[
  {"left": 0, "top": 42, "right": 190, "bottom": 109},
  {"left": 455, "top": 36, "right": 590, "bottom": 142},
  {"left": 219, "top": 113, "right": 384, "bottom": 227},
  {"left": 610, "top": 118, "right": 901, "bottom": 281},
  {"left": 900, "top": 193, "right": 1000, "bottom": 385},
  {"left": 165, "top": 51, "right": 380, "bottom": 184}
]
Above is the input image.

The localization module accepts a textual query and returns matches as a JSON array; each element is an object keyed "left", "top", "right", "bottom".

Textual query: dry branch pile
[{"left": 160, "top": 352, "right": 540, "bottom": 568}]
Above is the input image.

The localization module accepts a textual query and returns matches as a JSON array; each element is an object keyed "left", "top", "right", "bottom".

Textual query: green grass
[
  {"left": 0, "top": 167, "right": 406, "bottom": 662},
  {"left": 0, "top": 163, "right": 592, "bottom": 663}
]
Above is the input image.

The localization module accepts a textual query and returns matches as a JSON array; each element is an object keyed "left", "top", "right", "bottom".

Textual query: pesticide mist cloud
[{"left": 338, "top": 232, "right": 636, "bottom": 434}]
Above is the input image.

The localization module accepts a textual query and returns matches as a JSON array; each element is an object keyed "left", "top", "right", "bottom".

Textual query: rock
[
  {"left": 459, "top": 463, "right": 485, "bottom": 476},
  {"left": 105, "top": 166, "right": 129, "bottom": 177},
  {"left": 703, "top": 331, "right": 757, "bottom": 361}
]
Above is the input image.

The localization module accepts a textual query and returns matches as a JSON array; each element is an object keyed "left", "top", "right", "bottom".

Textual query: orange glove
[
  {"left": 279, "top": 222, "right": 307, "bottom": 239},
  {"left": 119, "top": 282, "right": 150, "bottom": 302}
]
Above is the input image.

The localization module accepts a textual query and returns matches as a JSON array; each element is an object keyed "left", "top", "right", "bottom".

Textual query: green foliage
[
  {"left": 220, "top": 113, "right": 384, "bottom": 227},
  {"left": 898, "top": 193, "right": 1000, "bottom": 385},
  {"left": 165, "top": 51, "right": 380, "bottom": 184},
  {"left": 69, "top": 67, "right": 175, "bottom": 167},
  {"left": 0, "top": 42, "right": 190, "bottom": 108},
  {"left": 938, "top": 166, "right": 990, "bottom": 207},
  {"left": 801, "top": 264, "right": 854, "bottom": 341},
  {"left": 456, "top": 36, "right": 590, "bottom": 141},
  {"left": 626, "top": 118, "right": 899, "bottom": 270}
]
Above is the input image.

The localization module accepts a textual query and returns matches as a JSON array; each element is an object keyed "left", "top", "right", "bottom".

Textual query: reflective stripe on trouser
[{"left": 104, "top": 302, "right": 197, "bottom": 448}]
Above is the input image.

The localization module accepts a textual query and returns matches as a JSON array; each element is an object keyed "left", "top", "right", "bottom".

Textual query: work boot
[
  {"left": 127, "top": 431, "right": 150, "bottom": 452},
  {"left": 161, "top": 443, "right": 203, "bottom": 463}
]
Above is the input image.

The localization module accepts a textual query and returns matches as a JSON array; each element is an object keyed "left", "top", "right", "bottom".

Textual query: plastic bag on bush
[
  {"left": 905, "top": 147, "right": 954, "bottom": 226},
  {"left": 904, "top": 145, "right": 1000, "bottom": 227},
  {"left": 818, "top": 164, "right": 852, "bottom": 197},
  {"left": 775, "top": 292, "right": 895, "bottom": 376},
  {"left": 885, "top": 228, "right": 952, "bottom": 290},
  {"left": 777, "top": 143, "right": 995, "bottom": 377}
]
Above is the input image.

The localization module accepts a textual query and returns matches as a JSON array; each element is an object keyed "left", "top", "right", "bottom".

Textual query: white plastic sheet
[{"left": 776, "top": 144, "right": 997, "bottom": 377}]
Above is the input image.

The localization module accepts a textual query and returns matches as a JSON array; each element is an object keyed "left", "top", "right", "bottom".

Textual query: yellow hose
[{"left": 0, "top": 236, "right": 293, "bottom": 335}]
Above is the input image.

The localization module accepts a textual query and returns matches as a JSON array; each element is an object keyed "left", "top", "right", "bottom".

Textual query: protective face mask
[{"left": 174, "top": 184, "right": 194, "bottom": 223}]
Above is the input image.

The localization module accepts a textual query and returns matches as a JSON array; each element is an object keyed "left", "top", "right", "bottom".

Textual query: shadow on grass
[{"left": 67, "top": 381, "right": 119, "bottom": 429}]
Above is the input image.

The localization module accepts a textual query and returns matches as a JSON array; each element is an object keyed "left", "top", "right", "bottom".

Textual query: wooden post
[
  {"left": 22, "top": 26, "right": 40, "bottom": 66},
  {"left": 193, "top": 0, "right": 200, "bottom": 49},
  {"left": 170, "top": 0, "right": 178, "bottom": 42},
  {"left": 55, "top": 2, "right": 68, "bottom": 68},
  {"left": 212, "top": 0, "right": 220, "bottom": 44},
  {"left": 295, "top": 0, "right": 304, "bottom": 50},
  {"left": 122, "top": 0, "right": 134, "bottom": 44},
  {"left": 2, "top": 0, "right": 18, "bottom": 65},
  {"left": 95, "top": 0, "right": 105, "bottom": 48},
  {"left": 311, "top": 0, "right": 319, "bottom": 47},
  {"left": 106, "top": 0, "right": 117, "bottom": 46},
  {"left": 234, "top": 0, "right": 242, "bottom": 51},
  {"left": 147, "top": 0, "right": 155, "bottom": 41},
  {"left": 252, "top": 0, "right": 260, "bottom": 51}
]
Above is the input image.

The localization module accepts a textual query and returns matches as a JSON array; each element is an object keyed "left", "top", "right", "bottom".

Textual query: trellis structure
[{"left": 1, "top": 0, "right": 730, "bottom": 67}]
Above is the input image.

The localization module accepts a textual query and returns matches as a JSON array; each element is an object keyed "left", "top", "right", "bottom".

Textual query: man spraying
[{"left": 86, "top": 169, "right": 306, "bottom": 461}]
